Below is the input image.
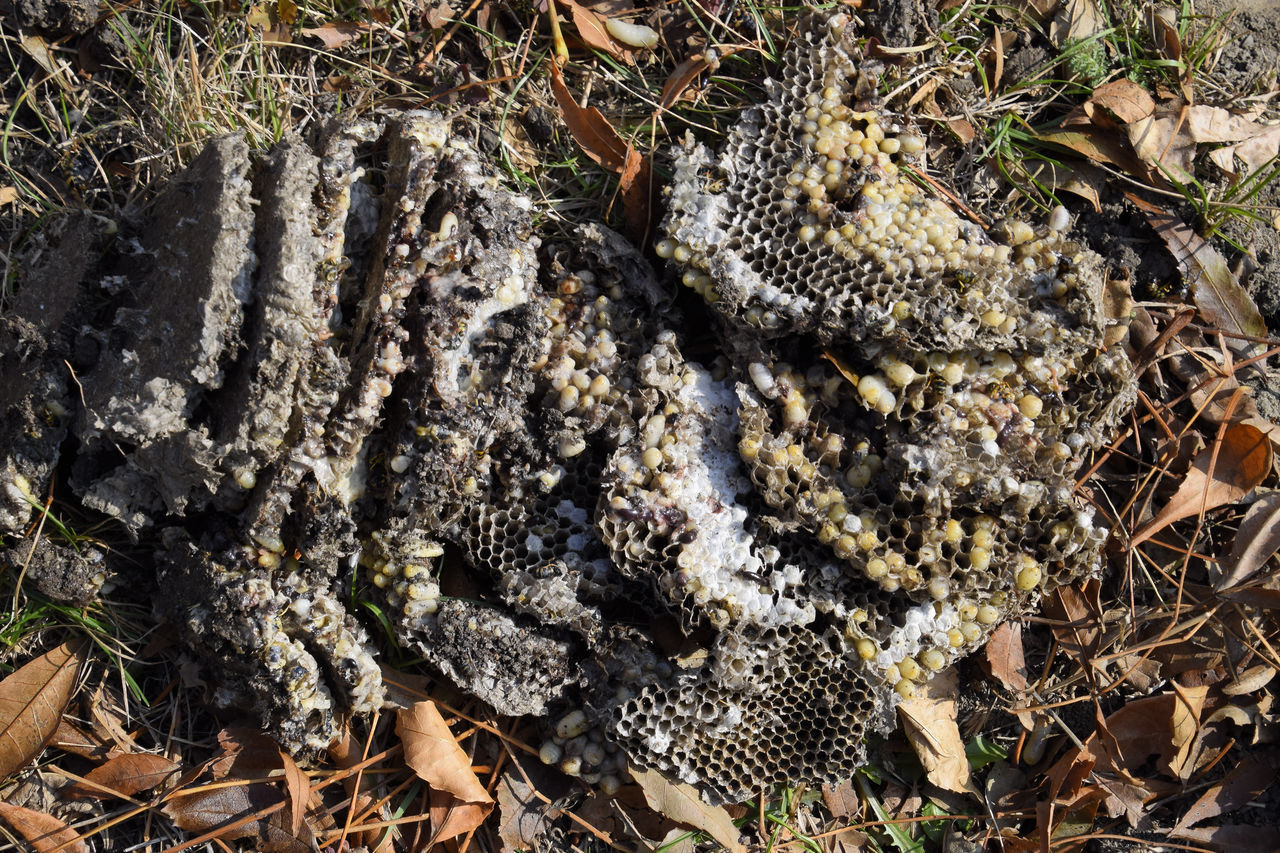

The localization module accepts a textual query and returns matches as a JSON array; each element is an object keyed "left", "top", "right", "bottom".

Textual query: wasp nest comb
[{"left": 0, "top": 11, "right": 1134, "bottom": 806}]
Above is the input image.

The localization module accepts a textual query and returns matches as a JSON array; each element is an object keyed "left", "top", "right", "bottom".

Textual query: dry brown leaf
[
  {"left": 0, "top": 802, "right": 86, "bottom": 853},
  {"left": 0, "top": 641, "right": 86, "bottom": 779},
  {"left": 820, "top": 827, "right": 871, "bottom": 853},
  {"left": 549, "top": 62, "right": 651, "bottom": 238},
  {"left": 1086, "top": 79, "right": 1155, "bottom": 125},
  {"left": 1044, "top": 581, "right": 1103, "bottom": 663},
  {"left": 1033, "top": 159, "right": 1107, "bottom": 211},
  {"left": 1181, "top": 106, "right": 1280, "bottom": 176},
  {"left": 660, "top": 56, "right": 712, "bottom": 111},
  {"left": 549, "top": 63, "right": 630, "bottom": 173},
  {"left": 1167, "top": 683, "right": 1210, "bottom": 779},
  {"left": 1217, "top": 492, "right": 1280, "bottom": 590},
  {"left": 396, "top": 701, "right": 492, "bottom": 804},
  {"left": 985, "top": 621, "right": 1029, "bottom": 693},
  {"left": 207, "top": 728, "right": 309, "bottom": 837},
  {"left": 1130, "top": 420, "right": 1272, "bottom": 547},
  {"left": 63, "top": 753, "right": 180, "bottom": 800},
  {"left": 1173, "top": 749, "right": 1278, "bottom": 833},
  {"left": 0, "top": 186, "right": 18, "bottom": 206},
  {"left": 630, "top": 765, "right": 745, "bottom": 853},
  {"left": 947, "top": 117, "right": 975, "bottom": 144},
  {"left": 300, "top": 21, "right": 369, "bottom": 49},
  {"left": 246, "top": 3, "right": 291, "bottom": 44},
  {"left": 1223, "top": 664, "right": 1276, "bottom": 696},
  {"left": 1128, "top": 108, "right": 1196, "bottom": 181},
  {"left": 49, "top": 718, "right": 112, "bottom": 760},
  {"left": 1050, "top": 0, "right": 1107, "bottom": 45},
  {"left": 1135, "top": 201, "right": 1269, "bottom": 341},
  {"left": 496, "top": 768, "right": 557, "bottom": 853},
  {"left": 163, "top": 784, "right": 312, "bottom": 852},
  {"left": 821, "top": 779, "right": 860, "bottom": 819},
  {"left": 278, "top": 747, "right": 308, "bottom": 835},
  {"left": 898, "top": 695, "right": 975, "bottom": 796},
  {"left": 1036, "top": 125, "right": 1155, "bottom": 183},
  {"left": 427, "top": 787, "right": 493, "bottom": 846},
  {"left": 554, "top": 0, "right": 634, "bottom": 63},
  {"left": 1210, "top": 125, "right": 1280, "bottom": 177},
  {"left": 1170, "top": 823, "right": 1280, "bottom": 851}
]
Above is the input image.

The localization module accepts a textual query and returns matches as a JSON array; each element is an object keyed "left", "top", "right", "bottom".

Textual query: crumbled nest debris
[{"left": 0, "top": 12, "right": 1134, "bottom": 805}]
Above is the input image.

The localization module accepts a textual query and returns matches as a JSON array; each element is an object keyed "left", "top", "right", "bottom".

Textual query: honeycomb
[{"left": 0, "top": 11, "right": 1134, "bottom": 808}]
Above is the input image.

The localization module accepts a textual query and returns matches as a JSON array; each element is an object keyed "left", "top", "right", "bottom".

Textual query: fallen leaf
[
  {"left": 427, "top": 787, "right": 493, "bottom": 845},
  {"left": 1130, "top": 420, "right": 1272, "bottom": 547},
  {"left": 1086, "top": 79, "right": 1155, "bottom": 125},
  {"left": 1169, "top": 824, "right": 1280, "bottom": 852},
  {"left": 63, "top": 753, "right": 180, "bottom": 800},
  {"left": 300, "top": 21, "right": 369, "bottom": 49},
  {"left": 656, "top": 827, "right": 697, "bottom": 853},
  {"left": 1222, "top": 664, "right": 1276, "bottom": 696},
  {"left": 1051, "top": 0, "right": 1107, "bottom": 44},
  {"left": 1036, "top": 124, "right": 1155, "bottom": 183},
  {"left": 163, "top": 785, "right": 312, "bottom": 852},
  {"left": 0, "top": 186, "right": 18, "bottom": 206},
  {"left": 1128, "top": 108, "right": 1196, "bottom": 182},
  {"left": 1044, "top": 581, "right": 1104, "bottom": 664},
  {"left": 1147, "top": 4, "right": 1182, "bottom": 65},
  {"left": 549, "top": 62, "right": 632, "bottom": 172},
  {"left": 565, "top": 0, "right": 634, "bottom": 63},
  {"left": 947, "top": 117, "right": 976, "bottom": 144},
  {"left": 985, "top": 621, "right": 1029, "bottom": 693},
  {"left": 1172, "top": 749, "right": 1279, "bottom": 833},
  {"left": 49, "top": 718, "right": 112, "bottom": 760},
  {"left": 396, "top": 701, "right": 492, "bottom": 804},
  {"left": 630, "top": 765, "right": 745, "bottom": 853},
  {"left": 208, "top": 728, "right": 309, "bottom": 836},
  {"left": 1034, "top": 158, "right": 1107, "bottom": 211},
  {"left": 247, "top": 2, "right": 291, "bottom": 44},
  {"left": 821, "top": 779, "right": 860, "bottom": 819},
  {"left": 1211, "top": 126, "right": 1280, "bottom": 177},
  {"left": 549, "top": 62, "right": 652, "bottom": 238},
  {"left": 1180, "top": 106, "right": 1280, "bottom": 176},
  {"left": 1167, "top": 683, "right": 1210, "bottom": 779},
  {"left": 660, "top": 55, "right": 712, "bottom": 111},
  {"left": 496, "top": 767, "right": 557, "bottom": 852},
  {"left": 820, "top": 827, "right": 869, "bottom": 853},
  {"left": 0, "top": 641, "right": 87, "bottom": 779},
  {"left": 0, "top": 802, "right": 86, "bottom": 853},
  {"left": 1136, "top": 203, "right": 1268, "bottom": 342},
  {"left": 1217, "top": 492, "right": 1280, "bottom": 589},
  {"left": 425, "top": 2, "right": 455, "bottom": 28},
  {"left": 18, "top": 34, "right": 73, "bottom": 90},
  {"left": 898, "top": 695, "right": 975, "bottom": 795}
]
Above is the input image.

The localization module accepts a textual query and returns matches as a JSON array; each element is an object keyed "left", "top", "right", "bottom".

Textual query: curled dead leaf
[
  {"left": 548, "top": 62, "right": 652, "bottom": 237},
  {"left": 1130, "top": 419, "right": 1272, "bottom": 548},
  {"left": 64, "top": 753, "right": 180, "bottom": 800},
  {"left": 1217, "top": 492, "right": 1280, "bottom": 590},
  {"left": 898, "top": 695, "right": 975, "bottom": 796},
  {"left": 300, "top": 21, "right": 370, "bottom": 49},
  {"left": 0, "top": 640, "right": 87, "bottom": 779},
  {"left": 630, "top": 765, "right": 745, "bottom": 853},
  {"left": 0, "top": 802, "right": 86, "bottom": 853},
  {"left": 984, "top": 621, "right": 1029, "bottom": 693},
  {"left": 396, "top": 701, "right": 492, "bottom": 804},
  {"left": 162, "top": 784, "right": 312, "bottom": 852},
  {"left": 1133, "top": 199, "right": 1268, "bottom": 342}
]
